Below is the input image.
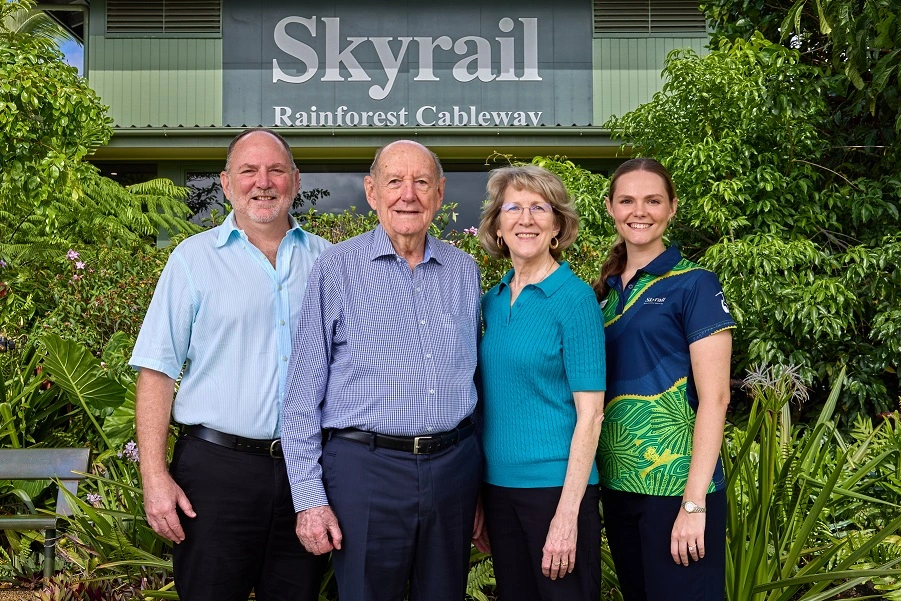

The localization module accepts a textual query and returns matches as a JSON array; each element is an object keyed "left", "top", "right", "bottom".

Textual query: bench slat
[
  {"left": 0, "top": 516, "right": 58, "bottom": 530},
  {"left": 0, "top": 449, "right": 90, "bottom": 480}
]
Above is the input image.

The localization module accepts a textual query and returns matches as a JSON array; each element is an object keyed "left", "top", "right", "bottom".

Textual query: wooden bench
[{"left": 0, "top": 448, "right": 91, "bottom": 579}]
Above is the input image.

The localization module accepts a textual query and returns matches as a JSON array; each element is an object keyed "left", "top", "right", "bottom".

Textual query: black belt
[
  {"left": 183, "top": 425, "right": 283, "bottom": 458},
  {"left": 327, "top": 418, "right": 474, "bottom": 455}
]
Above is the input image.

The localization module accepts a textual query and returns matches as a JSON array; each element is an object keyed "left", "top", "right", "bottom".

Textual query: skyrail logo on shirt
[
  {"left": 716, "top": 291, "right": 730, "bottom": 314},
  {"left": 644, "top": 297, "right": 667, "bottom": 306}
]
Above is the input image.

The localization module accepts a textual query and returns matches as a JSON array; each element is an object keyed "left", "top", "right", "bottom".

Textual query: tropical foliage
[
  {"left": 0, "top": 0, "right": 198, "bottom": 269},
  {"left": 606, "top": 33, "right": 900, "bottom": 419},
  {"left": 726, "top": 366, "right": 901, "bottom": 600}
]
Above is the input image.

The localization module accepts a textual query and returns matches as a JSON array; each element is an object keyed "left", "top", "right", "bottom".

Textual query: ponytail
[{"left": 593, "top": 238, "right": 627, "bottom": 301}]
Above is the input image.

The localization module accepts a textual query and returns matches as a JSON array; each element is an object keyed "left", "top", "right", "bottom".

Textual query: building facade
[{"left": 42, "top": 0, "right": 708, "bottom": 226}]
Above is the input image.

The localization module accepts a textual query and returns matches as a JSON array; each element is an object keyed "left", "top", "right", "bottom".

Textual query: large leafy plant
[
  {"left": 725, "top": 365, "right": 901, "bottom": 600},
  {"left": 608, "top": 34, "right": 901, "bottom": 417}
]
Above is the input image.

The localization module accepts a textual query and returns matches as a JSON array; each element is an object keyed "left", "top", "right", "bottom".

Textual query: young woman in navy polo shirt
[{"left": 594, "top": 158, "right": 735, "bottom": 601}]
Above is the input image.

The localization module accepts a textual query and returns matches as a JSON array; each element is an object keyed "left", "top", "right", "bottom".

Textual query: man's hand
[
  {"left": 143, "top": 472, "right": 196, "bottom": 543},
  {"left": 296, "top": 505, "right": 343, "bottom": 555}
]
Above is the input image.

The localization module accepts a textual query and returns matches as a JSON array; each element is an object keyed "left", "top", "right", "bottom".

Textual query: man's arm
[
  {"left": 282, "top": 256, "right": 343, "bottom": 554},
  {"left": 135, "top": 368, "right": 196, "bottom": 543}
]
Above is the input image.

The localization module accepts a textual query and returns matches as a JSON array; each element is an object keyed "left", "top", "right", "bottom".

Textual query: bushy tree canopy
[
  {"left": 0, "top": 0, "right": 197, "bottom": 265},
  {"left": 606, "top": 32, "right": 900, "bottom": 417}
]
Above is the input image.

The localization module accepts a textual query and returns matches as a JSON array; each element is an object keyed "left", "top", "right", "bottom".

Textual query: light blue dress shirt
[
  {"left": 130, "top": 211, "right": 331, "bottom": 439},
  {"left": 281, "top": 225, "right": 481, "bottom": 512}
]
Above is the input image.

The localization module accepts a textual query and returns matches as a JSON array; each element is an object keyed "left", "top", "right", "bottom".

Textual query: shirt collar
[
  {"left": 605, "top": 246, "right": 682, "bottom": 288},
  {"left": 642, "top": 246, "right": 682, "bottom": 275},
  {"left": 496, "top": 261, "right": 572, "bottom": 297},
  {"left": 216, "top": 211, "right": 309, "bottom": 249},
  {"left": 368, "top": 224, "right": 443, "bottom": 265}
]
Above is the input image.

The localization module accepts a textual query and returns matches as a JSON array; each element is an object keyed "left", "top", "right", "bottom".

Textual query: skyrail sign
[{"left": 222, "top": 0, "right": 593, "bottom": 128}]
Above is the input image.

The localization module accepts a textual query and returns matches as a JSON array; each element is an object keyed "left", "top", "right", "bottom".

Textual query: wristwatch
[{"left": 681, "top": 501, "right": 706, "bottom": 514}]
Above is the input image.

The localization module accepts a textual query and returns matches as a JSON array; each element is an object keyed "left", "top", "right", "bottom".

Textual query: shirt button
[
  {"left": 425, "top": 353, "right": 432, "bottom": 359},
  {"left": 416, "top": 287, "right": 421, "bottom": 292},
  {"left": 428, "top": 389, "right": 435, "bottom": 394},
  {"left": 280, "top": 320, "right": 286, "bottom": 326},
  {"left": 282, "top": 356, "right": 288, "bottom": 362},
  {"left": 427, "top": 427, "right": 434, "bottom": 432},
  {"left": 419, "top": 320, "right": 426, "bottom": 325},
  {"left": 278, "top": 285, "right": 283, "bottom": 291},
  {"left": 627, "top": 284, "right": 633, "bottom": 289}
]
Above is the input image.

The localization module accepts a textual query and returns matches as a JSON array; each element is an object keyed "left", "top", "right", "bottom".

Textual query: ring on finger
[{"left": 688, "top": 545, "right": 695, "bottom": 552}]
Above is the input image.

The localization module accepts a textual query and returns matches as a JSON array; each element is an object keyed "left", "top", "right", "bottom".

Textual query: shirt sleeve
[
  {"left": 683, "top": 270, "right": 736, "bottom": 344},
  {"left": 282, "top": 256, "right": 342, "bottom": 512},
  {"left": 561, "top": 290, "right": 607, "bottom": 392},
  {"left": 129, "top": 250, "right": 195, "bottom": 379}
]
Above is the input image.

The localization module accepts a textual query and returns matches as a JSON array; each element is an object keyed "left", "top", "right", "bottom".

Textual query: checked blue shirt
[{"left": 282, "top": 225, "right": 481, "bottom": 512}]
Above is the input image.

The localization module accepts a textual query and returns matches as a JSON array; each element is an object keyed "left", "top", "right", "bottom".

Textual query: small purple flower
[
  {"left": 463, "top": 226, "right": 478, "bottom": 236},
  {"left": 0, "top": 260, "right": 7, "bottom": 268},
  {"left": 118, "top": 440, "right": 140, "bottom": 463},
  {"left": 86, "top": 493, "right": 102, "bottom": 507},
  {"left": 75, "top": 261, "right": 85, "bottom": 270},
  {"left": 66, "top": 250, "right": 79, "bottom": 261},
  {"left": 71, "top": 274, "right": 82, "bottom": 281}
]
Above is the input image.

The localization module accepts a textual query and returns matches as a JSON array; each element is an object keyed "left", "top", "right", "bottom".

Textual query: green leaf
[{"left": 39, "top": 333, "right": 127, "bottom": 448}]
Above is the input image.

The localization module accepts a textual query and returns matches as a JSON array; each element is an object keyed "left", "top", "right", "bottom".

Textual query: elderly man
[
  {"left": 282, "top": 140, "right": 482, "bottom": 601},
  {"left": 130, "top": 128, "right": 330, "bottom": 601}
]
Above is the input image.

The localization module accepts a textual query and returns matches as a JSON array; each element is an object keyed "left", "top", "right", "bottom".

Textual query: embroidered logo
[
  {"left": 644, "top": 297, "right": 666, "bottom": 305},
  {"left": 716, "top": 291, "right": 730, "bottom": 314}
]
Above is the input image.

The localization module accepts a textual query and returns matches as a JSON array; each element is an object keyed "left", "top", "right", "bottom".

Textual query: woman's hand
[
  {"left": 542, "top": 511, "right": 577, "bottom": 579},
  {"left": 670, "top": 508, "right": 706, "bottom": 566}
]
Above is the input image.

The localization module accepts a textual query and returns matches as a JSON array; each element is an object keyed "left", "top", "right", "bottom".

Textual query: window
[
  {"left": 593, "top": 1, "right": 706, "bottom": 35},
  {"left": 185, "top": 170, "right": 490, "bottom": 229},
  {"left": 106, "top": 0, "right": 221, "bottom": 34}
]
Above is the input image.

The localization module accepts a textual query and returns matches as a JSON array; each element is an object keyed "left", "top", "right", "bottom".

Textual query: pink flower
[
  {"left": 463, "top": 227, "right": 479, "bottom": 236},
  {"left": 75, "top": 261, "right": 85, "bottom": 270},
  {"left": 66, "top": 250, "right": 79, "bottom": 261},
  {"left": 71, "top": 274, "right": 82, "bottom": 281}
]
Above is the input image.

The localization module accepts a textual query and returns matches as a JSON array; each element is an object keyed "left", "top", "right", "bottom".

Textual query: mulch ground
[{"left": 0, "top": 591, "right": 37, "bottom": 601}]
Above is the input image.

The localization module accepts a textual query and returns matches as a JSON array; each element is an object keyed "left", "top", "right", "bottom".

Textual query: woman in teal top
[
  {"left": 594, "top": 158, "right": 734, "bottom": 601},
  {"left": 477, "top": 165, "right": 606, "bottom": 601}
]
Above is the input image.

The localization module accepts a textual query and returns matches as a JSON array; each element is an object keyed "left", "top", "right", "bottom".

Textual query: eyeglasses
[{"left": 500, "top": 203, "right": 554, "bottom": 217}]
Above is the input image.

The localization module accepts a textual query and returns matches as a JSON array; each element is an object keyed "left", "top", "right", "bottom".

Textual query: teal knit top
[{"left": 479, "top": 262, "right": 606, "bottom": 488}]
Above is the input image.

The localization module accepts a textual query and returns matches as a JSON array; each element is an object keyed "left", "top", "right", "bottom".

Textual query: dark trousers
[
  {"left": 483, "top": 483, "right": 601, "bottom": 601},
  {"left": 170, "top": 436, "right": 327, "bottom": 601},
  {"left": 321, "top": 433, "right": 481, "bottom": 601},
  {"left": 602, "top": 488, "right": 726, "bottom": 601}
]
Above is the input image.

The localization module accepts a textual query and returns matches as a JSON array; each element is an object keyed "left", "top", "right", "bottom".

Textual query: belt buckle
[
  {"left": 412, "top": 436, "right": 433, "bottom": 455},
  {"left": 269, "top": 439, "right": 283, "bottom": 459}
]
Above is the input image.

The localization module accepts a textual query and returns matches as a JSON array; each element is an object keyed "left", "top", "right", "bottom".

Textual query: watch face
[{"left": 684, "top": 501, "right": 697, "bottom": 512}]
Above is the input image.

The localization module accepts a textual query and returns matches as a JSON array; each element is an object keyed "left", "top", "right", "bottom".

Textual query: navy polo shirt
[{"left": 597, "top": 246, "right": 735, "bottom": 496}]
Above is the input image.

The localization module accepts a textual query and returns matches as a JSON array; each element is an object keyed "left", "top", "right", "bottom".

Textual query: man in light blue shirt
[
  {"left": 130, "top": 128, "right": 331, "bottom": 601},
  {"left": 282, "top": 140, "right": 483, "bottom": 601}
]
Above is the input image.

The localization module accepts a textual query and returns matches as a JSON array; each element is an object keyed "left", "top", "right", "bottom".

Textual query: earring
[
  {"left": 550, "top": 237, "right": 559, "bottom": 250},
  {"left": 497, "top": 236, "right": 505, "bottom": 248}
]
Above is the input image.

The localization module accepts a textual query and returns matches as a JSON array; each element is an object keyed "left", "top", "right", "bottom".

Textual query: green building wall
[{"left": 592, "top": 36, "right": 709, "bottom": 127}]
